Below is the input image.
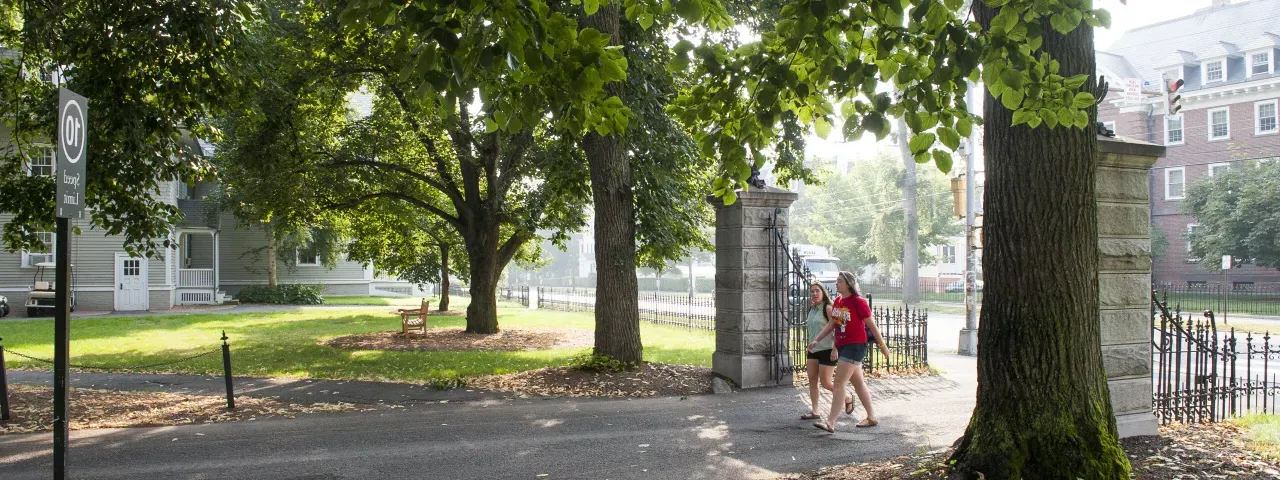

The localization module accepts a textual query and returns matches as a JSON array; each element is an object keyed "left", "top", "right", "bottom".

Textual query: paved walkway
[{"left": 0, "top": 355, "right": 978, "bottom": 479}]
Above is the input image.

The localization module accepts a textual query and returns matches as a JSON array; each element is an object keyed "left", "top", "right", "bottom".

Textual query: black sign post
[{"left": 54, "top": 87, "right": 87, "bottom": 480}]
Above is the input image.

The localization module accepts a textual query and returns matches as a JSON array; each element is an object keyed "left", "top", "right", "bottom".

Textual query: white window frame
[
  {"left": 1186, "top": 224, "right": 1200, "bottom": 257},
  {"left": 296, "top": 246, "right": 320, "bottom": 266},
  {"left": 1208, "top": 162, "right": 1232, "bottom": 177},
  {"left": 1102, "top": 121, "right": 1116, "bottom": 135},
  {"left": 1203, "top": 59, "right": 1226, "bottom": 84},
  {"left": 941, "top": 245, "right": 957, "bottom": 264},
  {"left": 1165, "top": 115, "right": 1184, "bottom": 145},
  {"left": 1255, "top": 100, "right": 1278, "bottom": 135},
  {"left": 1250, "top": 51, "right": 1273, "bottom": 77},
  {"left": 25, "top": 145, "right": 55, "bottom": 177},
  {"left": 21, "top": 231, "right": 55, "bottom": 268},
  {"left": 1208, "top": 107, "right": 1231, "bottom": 141},
  {"left": 1165, "top": 167, "right": 1186, "bottom": 200}
]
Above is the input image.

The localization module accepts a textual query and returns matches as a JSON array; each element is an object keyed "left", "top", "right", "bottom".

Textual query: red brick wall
[{"left": 1100, "top": 94, "right": 1280, "bottom": 287}]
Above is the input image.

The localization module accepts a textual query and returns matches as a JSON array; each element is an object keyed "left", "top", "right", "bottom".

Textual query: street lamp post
[{"left": 958, "top": 82, "right": 980, "bottom": 356}]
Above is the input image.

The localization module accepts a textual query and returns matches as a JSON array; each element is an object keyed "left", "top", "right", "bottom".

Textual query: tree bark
[
  {"left": 580, "top": 5, "right": 643, "bottom": 364},
  {"left": 464, "top": 233, "right": 500, "bottom": 334},
  {"left": 948, "top": 5, "right": 1129, "bottom": 478},
  {"left": 439, "top": 244, "right": 450, "bottom": 312},
  {"left": 265, "top": 223, "right": 278, "bottom": 288},
  {"left": 897, "top": 115, "right": 920, "bottom": 304}
]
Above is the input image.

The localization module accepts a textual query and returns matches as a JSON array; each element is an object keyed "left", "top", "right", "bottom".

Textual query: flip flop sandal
[
  {"left": 844, "top": 397, "right": 855, "bottom": 415},
  {"left": 813, "top": 421, "right": 835, "bottom": 433},
  {"left": 855, "top": 419, "right": 879, "bottom": 428},
  {"left": 800, "top": 412, "right": 821, "bottom": 420}
]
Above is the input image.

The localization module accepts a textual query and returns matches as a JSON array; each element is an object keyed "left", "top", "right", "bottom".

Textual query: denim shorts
[{"left": 837, "top": 343, "right": 868, "bottom": 364}]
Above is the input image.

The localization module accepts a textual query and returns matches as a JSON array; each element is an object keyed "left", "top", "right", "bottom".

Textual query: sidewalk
[{"left": 1, "top": 355, "right": 979, "bottom": 479}]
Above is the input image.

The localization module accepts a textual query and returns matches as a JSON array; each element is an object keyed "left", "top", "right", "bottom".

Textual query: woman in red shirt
[{"left": 807, "top": 271, "right": 890, "bottom": 432}]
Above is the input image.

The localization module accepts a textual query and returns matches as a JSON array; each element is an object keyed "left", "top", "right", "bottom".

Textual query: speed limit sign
[{"left": 56, "top": 88, "right": 87, "bottom": 219}]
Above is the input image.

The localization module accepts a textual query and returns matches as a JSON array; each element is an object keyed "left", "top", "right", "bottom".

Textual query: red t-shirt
[{"left": 831, "top": 295, "right": 871, "bottom": 346}]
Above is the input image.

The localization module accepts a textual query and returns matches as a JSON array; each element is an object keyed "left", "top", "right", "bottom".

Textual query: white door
[{"left": 114, "top": 254, "right": 149, "bottom": 311}]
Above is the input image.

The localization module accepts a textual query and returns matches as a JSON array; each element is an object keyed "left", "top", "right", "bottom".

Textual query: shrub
[
  {"left": 570, "top": 352, "right": 637, "bottom": 372},
  {"left": 236, "top": 284, "right": 324, "bottom": 305}
]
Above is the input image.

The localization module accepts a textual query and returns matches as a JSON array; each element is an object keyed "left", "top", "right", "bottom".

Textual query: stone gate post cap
[
  {"left": 707, "top": 186, "right": 799, "bottom": 207},
  {"left": 1099, "top": 134, "right": 1166, "bottom": 159}
]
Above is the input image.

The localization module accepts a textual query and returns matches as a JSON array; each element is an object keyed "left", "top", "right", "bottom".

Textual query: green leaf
[
  {"left": 1074, "top": 110, "right": 1090, "bottom": 128},
  {"left": 1063, "top": 74, "right": 1088, "bottom": 89},
  {"left": 815, "top": 117, "right": 832, "bottom": 139},
  {"left": 1094, "top": 9, "right": 1112, "bottom": 29},
  {"left": 1072, "top": 92, "right": 1095, "bottom": 108},
  {"left": 1000, "top": 68, "right": 1025, "bottom": 91},
  {"left": 957, "top": 117, "right": 973, "bottom": 137},
  {"left": 638, "top": 13, "right": 654, "bottom": 30},
  {"left": 584, "top": 0, "right": 600, "bottom": 15},
  {"left": 937, "top": 127, "right": 961, "bottom": 150},
  {"left": 932, "top": 149, "right": 954, "bottom": 173},
  {"left": 1000, "top": 89, "right": 1024, "bottom": 110},
  {"left": 909, "top": 132, "right": 937, "bottom": 155},
  {"left": 1041, "top": 108, "right": 1059, "bottom": 128},
  {"left": 1011, "top": 109, "right": 1032, "bottom": 127},
  {"left": 1050, "top": 13, "right": 1075, "bottom": 34},
  {"left": 484, "top": 117, "right": 499, "bottom": 133},
  {"left": 914, "top": 152, "right": 931, "bottom": 164}
]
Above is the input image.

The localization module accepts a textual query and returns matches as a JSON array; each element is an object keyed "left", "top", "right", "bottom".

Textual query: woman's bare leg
[
  {"left": 806, "top": 359, "right": 821, "bottom": 414},
  {"left": 849, "top": 364, "right": 877, "bottom": 425},
  {"left": 825, "top": 361, "right": 856, "bottom": 430}
]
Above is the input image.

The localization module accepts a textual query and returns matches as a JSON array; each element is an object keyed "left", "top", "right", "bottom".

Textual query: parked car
[{"left": 945, "top": 279, "right": 984, "bottom": 293}]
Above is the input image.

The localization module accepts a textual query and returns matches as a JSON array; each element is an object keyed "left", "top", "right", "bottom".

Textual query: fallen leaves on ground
[
  {"left": 469, "top": 363, "right": 714, "bottom": 397},
  {"left": 782, "top": 422, "right": 1280, "bottom": 479},
  {"left": 323, "top": 327, "right": 594, "bottom": 352},
  {"left": 0, "top": 385, "right": 366, "bottom": 435}
]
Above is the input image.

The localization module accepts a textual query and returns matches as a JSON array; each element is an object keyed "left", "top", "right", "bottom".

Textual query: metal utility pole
[{"left": 958, "top": 82, "right": 979, "bottom": 356}]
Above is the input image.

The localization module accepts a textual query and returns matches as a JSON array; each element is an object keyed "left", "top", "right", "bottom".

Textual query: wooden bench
[{"left": 395, "top": 299, "right": 430, "bottom": 336}]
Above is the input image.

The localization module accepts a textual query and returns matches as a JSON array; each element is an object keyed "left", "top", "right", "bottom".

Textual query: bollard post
[
  {"left": 221, "top": 331, "right": 235, "bottom": 410},
  {"left": 1, "top": 338, "right": 10, "bottom": 421}
]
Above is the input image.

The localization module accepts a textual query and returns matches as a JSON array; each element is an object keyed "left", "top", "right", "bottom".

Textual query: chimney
[{"left": 1213, "top": 0, "right": 1230, "bottom": 5}]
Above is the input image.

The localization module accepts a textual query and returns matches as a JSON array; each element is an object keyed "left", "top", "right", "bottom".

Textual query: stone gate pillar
[
  {"left": 1096, "top": 135, "right": 1164, "bottom": 438},
  {"left": 710, "top": 186, "right": 798, "bottom": 388}
]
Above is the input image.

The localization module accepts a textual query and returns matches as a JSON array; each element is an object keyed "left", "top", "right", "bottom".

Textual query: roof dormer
[
  {"left": 1243, "top": 32, "right": 1280, "bottom": 77},
  {"left": 1199, "top": 42, "right": 1242, "bottom": 85},
  {"left": 1154, "top": 50, "right": 1197, "bottom": 86}
]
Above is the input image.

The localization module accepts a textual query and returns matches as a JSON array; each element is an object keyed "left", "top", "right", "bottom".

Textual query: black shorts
[
  {"left": 806, "top": 349, "right": 836, "bottom": 366},
  {"left": 837, "top": 343, "right": 868, "bottom": 364}
]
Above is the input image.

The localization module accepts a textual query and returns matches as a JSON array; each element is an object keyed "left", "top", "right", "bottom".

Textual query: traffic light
[{"left": 1166, "top": 78, "right": 1184, "bottom": 116}]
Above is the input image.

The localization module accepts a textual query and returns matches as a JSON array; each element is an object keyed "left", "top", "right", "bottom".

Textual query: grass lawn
[
  {"left": 0, "top": 305, "right": 713, "bottom": 385},
  {"left": 1234, "top": 414, "right": 1280, "bottom": 461},
  {"left": 323, "top": 295, "right": 469, "bottom": 307}
]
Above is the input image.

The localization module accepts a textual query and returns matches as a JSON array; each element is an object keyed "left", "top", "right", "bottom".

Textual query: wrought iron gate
[
  {"left": 768, "top": 208, "right": 813, "bottom": 383},
  {"left": 1153, "top": 289, "right": 1280, "bottom": 424}
]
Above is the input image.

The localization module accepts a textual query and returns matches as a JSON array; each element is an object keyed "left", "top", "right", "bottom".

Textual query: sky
[{"left": 804, "top": 0, "right": 1212, "bottom": 169}]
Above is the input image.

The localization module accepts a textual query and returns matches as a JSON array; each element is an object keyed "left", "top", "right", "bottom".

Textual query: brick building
[{"left": 1097, "top": 0, "right": 1280, "bottom": 288}]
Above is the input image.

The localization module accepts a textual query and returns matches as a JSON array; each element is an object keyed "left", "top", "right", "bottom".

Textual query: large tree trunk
[
  {"left": 948, "top": 5, "right": 1128, "bottom": 478},
  {"left": 265, "top": 223, "right": 278, "bottom": 288},
  {"left": 896, "top": 115, "right": 920, "bottom": 304},
  {"left": 463, "top": 225, "right": 501, "bottom": 334},
  {"left": 580, "top": 5, "right": 642, "bottom": 364},
  {"left": 439, "top": 244, "right": 450, "bottom": 312}
]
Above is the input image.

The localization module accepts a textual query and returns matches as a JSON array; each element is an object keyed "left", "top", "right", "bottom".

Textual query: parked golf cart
[
  {"left": 26, "top": 262, "right": 75, "bottom": 317},
  {"left": 0, "top": 294, "right": 9, "bottom": 318}
]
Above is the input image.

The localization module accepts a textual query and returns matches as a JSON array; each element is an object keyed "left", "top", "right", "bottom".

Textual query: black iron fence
[
  {"left": 501, "top": 286, "right": 530, "bottom": 307},
  {"left": 1153, "top": 282, "right": 1280, "bottom": 318},
  {"left": 526, "top": 286, "right": 715, "bottom": 330},
  {"left": 783, "top": 296, "right": 930, "bottom": 377},
  {"left": 1152, "top": 291, "right": 1280, "bottom": 425}
]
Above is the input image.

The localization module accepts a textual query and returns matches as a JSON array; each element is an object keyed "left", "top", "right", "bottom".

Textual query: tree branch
[
  {"left": 324, "top": 191, "right": 462, "bottom": 230},
  {"left": 319, "top": 158, "right": 458, "bottom": 202}
]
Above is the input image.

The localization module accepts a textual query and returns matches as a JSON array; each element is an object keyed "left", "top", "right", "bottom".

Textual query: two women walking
[{"left": 805, "top": 271, "right": 890, "bottom": 433}]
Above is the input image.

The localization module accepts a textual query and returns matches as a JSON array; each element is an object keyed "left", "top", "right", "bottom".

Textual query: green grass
[
  {"left": 1233, "top": 414, "right": 1280, "bottom": 461},
  {"left": 0, "top": 306, "right": 713, "bottom": 384}
]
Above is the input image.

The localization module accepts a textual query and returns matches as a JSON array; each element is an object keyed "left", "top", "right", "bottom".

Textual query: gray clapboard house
[{"left": 1, "top": 136, "right": 422, "bottom": 318}]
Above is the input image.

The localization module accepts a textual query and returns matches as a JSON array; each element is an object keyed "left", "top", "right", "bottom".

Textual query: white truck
[{"left": 790, "top": 244, "right": 840, "bottom": 294}]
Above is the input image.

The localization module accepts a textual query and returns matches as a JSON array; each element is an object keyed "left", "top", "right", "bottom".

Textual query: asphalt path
[{"left": 1, "top": 355, "right": 978, "bottom": 480}]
